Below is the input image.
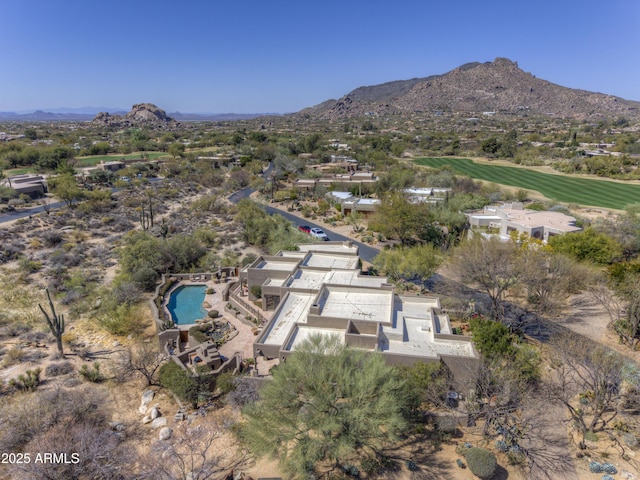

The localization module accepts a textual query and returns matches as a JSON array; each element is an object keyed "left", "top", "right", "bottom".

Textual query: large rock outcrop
[{"left": 92, "top": 103, "right": 179, "bottom": 129}]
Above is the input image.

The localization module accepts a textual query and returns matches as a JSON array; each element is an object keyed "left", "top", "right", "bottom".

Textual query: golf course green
[{"left": 415, "top": 157, "right": 640, "bottom": 210}]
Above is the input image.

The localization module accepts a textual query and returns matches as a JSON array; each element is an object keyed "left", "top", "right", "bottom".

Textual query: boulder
[
  {"left": 142, "top": 415, "right": 152, "bottom": 424},
  {"left": 152, "top": 417, "right": 168, "bottom": 429},
  {"left": 150, "top": 407, "right": 160, "bottom": 420},
  {"left": 109, "top": 421, "right": 125, "bottom": 432},
  {"left": 159, "top": 427, "right": 172, "bottom": 441},
  {"left": 141, "top": 389, "right": 155, "bottom": 407}
]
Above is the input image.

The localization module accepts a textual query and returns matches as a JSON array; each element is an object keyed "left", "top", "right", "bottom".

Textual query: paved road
[
  {"left": 0, "top": 200, "right": 66, "bottom": 223},
  {"left": 0, "top": 177, "right": 164, "bottom": 225},
  {"left": 227, "top": 172, "right": 380, "bottom": 263}
]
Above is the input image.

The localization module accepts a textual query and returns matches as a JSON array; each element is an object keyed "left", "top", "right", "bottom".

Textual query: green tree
[
  {"left": 240, "top": 334, "right": 410, "bottom": 479},
  {"left": 470, "top": 318, "right": 514, "bottom": 361},
  {"left": 373, "top": 245, "right": 443, "bottom": 290},
  {"left": 369, "top": 191, "right": 431, "bottom": 245},
  {"left": 168, "top": 142, "right": 185, "bottom": 159},
  {"left": 548, "top": 227, "right": 622, "bottom": 265},
  {"left": 49, "top": 173, "right": 84, "bottom": 207},
  {"left": 159, "top": 361, "right": 211, "bottom": 409}
]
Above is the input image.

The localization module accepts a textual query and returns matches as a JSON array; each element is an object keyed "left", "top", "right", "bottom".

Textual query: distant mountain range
[
  {"left": 0, "top": 108, "right": 276, "bottom": 122},
  {"left": 300, "top": 57, "right": 640, "bottom": 120}
]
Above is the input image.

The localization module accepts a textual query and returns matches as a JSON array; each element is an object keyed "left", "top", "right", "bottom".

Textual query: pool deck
[{"left": 166, "top": 277, "right": 265, "bottom": 361}]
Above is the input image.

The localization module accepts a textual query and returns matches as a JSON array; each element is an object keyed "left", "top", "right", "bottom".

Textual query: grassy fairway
[
  {"left": 415, "top": 157, "right": 640, "bottom": 210},
  {"left": 74, "top": 152, "right": 168, "bottom": 167}
]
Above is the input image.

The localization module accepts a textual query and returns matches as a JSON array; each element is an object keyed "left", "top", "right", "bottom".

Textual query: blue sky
[{"left": 1, "top": 0, "right": 639, "bottom": 113}]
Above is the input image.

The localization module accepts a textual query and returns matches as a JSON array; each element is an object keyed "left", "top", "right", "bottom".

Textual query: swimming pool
[{"left": 166, "top": 284, "right": 208, "bottom": 325}]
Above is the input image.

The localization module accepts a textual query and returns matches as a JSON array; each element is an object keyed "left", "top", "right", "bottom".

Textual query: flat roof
[
  {"left": 383, "top": 317, "right": 475, "bottom": 358},
  {"left": 285, "top": 326, "right": 346, "bottom": 351},
  {"left": 256, "top": 260, "right": 299, "bottom": 272},
  {"left": 317, "top": 286, "right": 392, "bottom": 324},
  {"left": 302, "top": 253, "right": 359, "bottom": 270},
  {"left": 287, "top": 269, "right": 388, "bottom": 291},
  {"left": 259, "top": 293, "right": 314, "bottom": 346},
  {"left": 296, "top": 243, "right": 359, "bottom": 255}
]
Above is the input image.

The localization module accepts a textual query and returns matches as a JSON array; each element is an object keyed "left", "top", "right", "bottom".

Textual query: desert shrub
[
  {"left": 132, "top": 265, "right": 160, "bottom": 291},
  {"left": 41, "top": 230, "right": 64, "bottom": 247},
  {"left": 215, "top": 371, "right": 236, "bottom": 394},
  {"left": 19, "top": 257, "right": 43, "bottom": 273},
  {"left": 405, "top": 459, "right": 419, "bottom": 471},
  {"left": 437, "top": 416, "right": 458, "bottom": 434},
  {"left": 495, "top": 440, "right": 508, "bottom": 452},
  {"left": 249, "top": 285, "right": 262, "bottom": 299},
  {"left": 465, "top": 447, "right": 497, "bottom": 480},
  {"left": 226, "top": 377, "right": 261, "bottom": 409},
  {"left": 93, "top": 303, "right": 148, "bottom": 336},
  {"left": 9, "top": 368, "right": 42, "bottom": 391},
  {"left": 2, "top": 347, "right": 26, "bottom": 366},
  {"left": 45, "top": 361, "right": 75, "bottom": 377},
  {"left": 457, "top": 458, "right": 466, "bottom": 469},
  {"left": 360, "top": 457, "right": 382, "bottom": 476},
  {"left": 189, "top": 324, "right": 211, "bottom": 344},
  {"left": 0, "top": 384, "right": 109, "bottom": 454},
  {"left": 79, "top": 362, "right": 104, "bottom": 383},
  {"left": 590, "top": 464, "right": 603, "bottom": 475},
  {"left": 111, "top": 281, "right": 142, "bottom": 305},
  {"left": 4, "top": 397, "right": 125, "bottom": 479},
  {"left": 602, "top": 463, "right": 617, "bottom": 474},
  {"left": 158, "top": 361, "right": 198, "bottom": 404}
]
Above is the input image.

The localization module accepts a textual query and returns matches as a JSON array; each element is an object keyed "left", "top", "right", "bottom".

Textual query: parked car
[
  {"left": 298, "top": 225, "right": 311, "bottom": 234},
  {"left": 310, "top": 227, "right": 329, "bottom": 241}
]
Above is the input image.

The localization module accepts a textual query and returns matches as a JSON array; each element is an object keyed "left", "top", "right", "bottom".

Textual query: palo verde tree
[
  {"left": 547, "top": 332, "right": 636, "bottom": 444},
  {"left": 449, "top": 234, "right": 526, "bottom": 320},
  {"left": 239, "top": 334, "right": 411, "bottom": 479},
  {"left": 38, "top": 288, "right": 65, "bottom": 356},
  {"left": 373, "top": 244, "right": 444, "bottom": 291}
]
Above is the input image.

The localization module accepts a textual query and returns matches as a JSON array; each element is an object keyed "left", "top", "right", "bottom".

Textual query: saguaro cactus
[{"left": 38, "top": 288, "right": 65, "bottom": 356}]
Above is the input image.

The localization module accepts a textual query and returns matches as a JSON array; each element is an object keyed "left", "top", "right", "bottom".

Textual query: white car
[{"left": 309, "top": 227, "right": 329, "bottom": 241}]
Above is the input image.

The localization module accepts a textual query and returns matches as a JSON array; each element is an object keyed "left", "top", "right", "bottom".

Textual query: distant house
[
  {"left": 404, "top": 187, "right": 451, "bottom": 204},
  {"left": 98, "top": 161, "right": 125, "bottom": 172},
  {"left": 466, "top": 202, "right": 582, "bottom": 243},
  {"left": 341, "top": 197, "right": 381, "bottom": 218},
  {"left": 294, "top": 172, "right": 378, "bottom": 191},
  {"left": 6, "top": 174, "right": 47, "bottom": 199}
]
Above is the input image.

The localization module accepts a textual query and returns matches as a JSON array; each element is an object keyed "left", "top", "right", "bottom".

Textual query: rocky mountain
[
  {"left": 300, "top": 58, "right": 640, "bottom": 120},
  {"left": 92, "top": 103, "right": 180, "bottom": 129}
]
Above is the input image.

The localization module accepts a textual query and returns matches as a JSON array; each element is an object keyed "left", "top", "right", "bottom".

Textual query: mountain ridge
[{"left": 299, "top": 58, "right": 640, "bottom": 120}]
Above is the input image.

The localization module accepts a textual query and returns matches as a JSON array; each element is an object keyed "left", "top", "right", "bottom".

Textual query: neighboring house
[
  {"left": 326, "top": 191, "right": 381, "bottom": 217},
  {"left": 5, "top": 174, "right": 47, "bottom": 199},
  {"left": 404, "top": 187, "right": 451, "bottom": 204},
  {"left": 294, "top": 171, "right": 378, "bottom": 191},
  {"left": 98, "top": 161, "right": 125, "bottom": 172},
  {"left": 341, "top": 197, "right": 381, "bottom": 218},
  {"left": 241, "top": 242, "right": 479, "bottom": 388},
  {"left": 466, "top": 202, "right": 582, "bottom": 243}
]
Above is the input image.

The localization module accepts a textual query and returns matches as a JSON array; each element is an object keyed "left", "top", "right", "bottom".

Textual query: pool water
[{"left": 167, "top": 285, "right": 207, "bottom": 325}]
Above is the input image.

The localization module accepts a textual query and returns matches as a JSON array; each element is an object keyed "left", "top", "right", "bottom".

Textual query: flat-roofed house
[
  {"left": 6, "top": 174, "right": 47, "bottom": 199},
  {"left": 242, "top": 241, "right": 479, "bottom": 388},
  {"left": 466, "top": 202, "right": 582, "bottom": 243}
]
